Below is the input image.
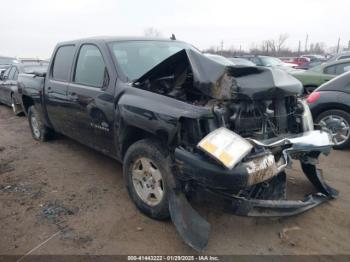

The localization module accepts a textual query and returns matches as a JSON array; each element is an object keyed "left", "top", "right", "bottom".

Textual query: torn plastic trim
[
  {"left": 301, "top": 162, "right": 338, "bottom": 198},
  {"left": 247, "top": 130, "right": 332, "bottom": 150},
  {"left": 230, "top": 192, "right": 331, "bottom": 217},
  {"left": 168, "top": 189, "right": 210, "bottom": 252}
]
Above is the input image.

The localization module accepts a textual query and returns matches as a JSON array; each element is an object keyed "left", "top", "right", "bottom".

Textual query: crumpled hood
[{"left": 134, "top": 49, "right": 303, "bottom": 100}]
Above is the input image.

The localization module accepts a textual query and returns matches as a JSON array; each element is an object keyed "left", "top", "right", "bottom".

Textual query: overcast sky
[{"left": 0, "top": 0, "right": 349, "bottom": 58}]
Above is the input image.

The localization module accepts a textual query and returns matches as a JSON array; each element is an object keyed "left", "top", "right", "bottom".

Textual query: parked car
[
  {"left": 292, "top": 57, "right": 310, "bottom": 66},
  {"left": 307, "top": 71, "right": 350, "bottom": 149},
  {"left": 204, "top": 53, "right": 235, "bottom": 65},
  {"left": 0, "top": 63, "right": 47, "bottom": 115},
  {"left": 18, "top": 58, "right": 50, "bottom": 66},
  {"left": 292, "top": 58, "right": 350, "bottom": 94},
  {"left": 243, "top": 55, "right": 297, "bottom": 71},
  {"left": 0, "top": 56, "right": 19, "bottom": 76},
  {"left": 228, "top": 57, "right": 255, "bottom": 66},
  {"left": 327, "top": 51, "right": 350, "bottom": 62},
  {"left": 18, "top": 37, "right": 336, "bottom": 251},
  {"left": 295, "top": 60, "right": 322, "bottom": 70},
  {"left": 301, "top": 54, "right": 326, "bottom": 61}
]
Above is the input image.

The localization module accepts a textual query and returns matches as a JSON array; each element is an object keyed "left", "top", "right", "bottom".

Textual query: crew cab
[{"left": 18, "top": 37, "right": 337, "bottom": 251}]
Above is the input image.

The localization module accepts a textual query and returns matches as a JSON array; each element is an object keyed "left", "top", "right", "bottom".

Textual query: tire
[
  {"left": 304, "top": 86, "right": 317, "bottom": 95},
  {"left": 123, "top": 139, "right": 172, "bottom": 220},
  {"left": 316, "top": 109, "right": 350, "bottom": 149},
  {"left": 28, "top": 106, "right": 54, "bottom": 142},
  {"left": 11, "top": 95, "right": 23, "bottom": 116}
]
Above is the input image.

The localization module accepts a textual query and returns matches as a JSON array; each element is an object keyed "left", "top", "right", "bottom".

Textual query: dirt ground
[{"left": 0, "top": 104, "right": 350, "bottom": 256}]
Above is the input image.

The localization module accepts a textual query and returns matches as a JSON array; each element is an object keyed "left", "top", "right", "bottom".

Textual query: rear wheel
[
  {"left": 123, "top": 139, "right": 171, "bottom": 220},
  {"left": 11, "top": 95, "right": 23, "bottom": 116},
  {"left": 28, "top": 106, "right": 54, "bottom": 141},
  {"left": 316, "top": 109, "right": 350, "bottom": 149}
]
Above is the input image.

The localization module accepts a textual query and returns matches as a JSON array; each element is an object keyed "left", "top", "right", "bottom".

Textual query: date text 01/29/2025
[{"left": 127, "top": 255, "right": 220, "bottom": 261}]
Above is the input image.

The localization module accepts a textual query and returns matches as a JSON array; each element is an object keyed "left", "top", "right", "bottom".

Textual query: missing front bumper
[{"left": 171, "top": 130, "right": 338, "bottom": 252}]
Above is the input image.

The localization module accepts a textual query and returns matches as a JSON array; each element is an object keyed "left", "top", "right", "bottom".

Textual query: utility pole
[
  {"left": 336, "top": 37, "right": 341, "bottom": 53},
  {"left": 239, "top": 45, "right": 242, "bottom": 55},
  {"left": 305, "top": 34, "right": 309, "bottom": 53},
  {"left": 298, "top": 40, "right": 301, "bottom": 56},
  {"left": 220, "top": 40, "right": 224, "bottom": 55},
  {"left": 266, "top": 42, "right": 269, "bottom": 54}
]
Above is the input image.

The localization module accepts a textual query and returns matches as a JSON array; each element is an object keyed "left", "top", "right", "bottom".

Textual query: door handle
[{"left": 68, "top": 92, "right": 79, "bottom": 101}]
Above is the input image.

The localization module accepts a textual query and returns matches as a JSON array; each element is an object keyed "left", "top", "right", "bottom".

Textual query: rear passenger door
[
  {"left": 65, "top": 44, "right": 115, "bottom": 154},
  {"left": 1, "top": 66, "right": 16, "bottom": 105},
  {"left": 6, "top": 66, "right": 19, "bottom": 104},
  {"left": 0, "top": 68, "right": 12, "bottom": 103},
  {"left": 45, "top": 45, "right": 76, "bottom": 133}
]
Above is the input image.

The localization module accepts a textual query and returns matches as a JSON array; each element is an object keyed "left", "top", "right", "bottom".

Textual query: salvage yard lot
[{"left": 1, "top": 105, "right": 350, "bottom": 255}]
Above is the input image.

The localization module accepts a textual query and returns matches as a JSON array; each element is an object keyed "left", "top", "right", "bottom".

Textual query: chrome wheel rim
[
  {"left": 11, "top": 98, "right": 16, "bottom": 113},
  {"left": 30, "top": 115, "right": 40, "bottom": 138},
  {"left": 320, "top": 115, "right": 350, "bottom": 145},
  {"left": 131, "top": 157, "right": 164, "bottom": 206}
]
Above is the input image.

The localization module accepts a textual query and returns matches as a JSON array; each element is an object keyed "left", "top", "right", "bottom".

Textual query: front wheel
[
  {"left": 28, "top": 106, "right": 54, "bottom": 141},
  {"left": 316, "top": 109, "right": 350, "bottom": 149},
  {"left": 123, "top": 139, "right": 171, "bottom": 220}
]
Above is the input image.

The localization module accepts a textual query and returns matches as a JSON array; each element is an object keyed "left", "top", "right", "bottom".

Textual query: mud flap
[
  {"left": 168, "top": 189, "right": 211, "bottom": 252},
  {"left": 301, "top": 163, "right": 338, "bottom": 198}
]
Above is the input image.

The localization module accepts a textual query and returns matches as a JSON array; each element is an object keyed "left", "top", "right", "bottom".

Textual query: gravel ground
[{"left": 0, "top": 105, "right": 350, "bottom": 255}]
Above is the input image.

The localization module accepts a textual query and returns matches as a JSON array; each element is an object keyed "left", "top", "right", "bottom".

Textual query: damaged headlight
[{"left": 197, "top": 127, "right": 253, "bottom": 169}]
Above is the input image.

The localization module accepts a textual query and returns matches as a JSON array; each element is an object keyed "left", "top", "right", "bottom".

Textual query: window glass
[
  {"left": 324, "top": 65, "right": 336, "bottom": 75},
  {"left": 0, "top": 58, "right": 18, "bottom": 64},
  {"left": 12, "top": 69, "right": 19, "bottom": 80},
  {"left": 335, "top": 63, "right": 350, "bottom": 75},
  {"left": 3, "top": 67, "right": 11, "bottom": 78},
  {"left": 8, "top": 67, "right": 16, "bottom": 80},
  {"left": 338, "top": 56, "right": 350, "bottom": 60},
  {"left": 260, "top": 57, "right": 283, "bottom": 66},
  {"left": 52, "top": 45, "right": 75, "bottom": 81},
  {"left": 74, "top": 45, "right": 106, "bottom": 87},
  {"left": 109, "top": 40, "right": 196, "bottom": 81}
]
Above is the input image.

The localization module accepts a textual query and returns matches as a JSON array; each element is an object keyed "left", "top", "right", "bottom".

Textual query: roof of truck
[{"left": 57, "top": 36, "right": 184, "bottom": 45}]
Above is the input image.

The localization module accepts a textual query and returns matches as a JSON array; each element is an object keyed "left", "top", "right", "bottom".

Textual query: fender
[{"left": 116, "top": 86, "right": 212, "bottom": 144}]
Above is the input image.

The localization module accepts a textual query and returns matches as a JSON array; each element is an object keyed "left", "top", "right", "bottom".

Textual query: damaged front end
[{"left": 132, "top": 49, "right": 338, "bottom": 252}]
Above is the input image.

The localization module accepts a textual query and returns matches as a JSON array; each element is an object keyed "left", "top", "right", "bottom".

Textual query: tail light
[{"left": 307, "top": 91, "right": 321, "bottom": 104}]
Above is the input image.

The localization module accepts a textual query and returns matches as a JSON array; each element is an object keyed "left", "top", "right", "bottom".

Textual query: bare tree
[
  {"left": 265, "top": 34, "right": 289, "bottom": 55},
  {"left": 143, "top": 27, "right": 163, "bottom": 37}
]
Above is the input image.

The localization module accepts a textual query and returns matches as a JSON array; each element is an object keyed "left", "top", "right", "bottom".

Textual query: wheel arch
[
  {"left": 120, "top": 125, "right": 169, "bottom": 160},
  {"left": 21, "top": 95, "right": 34, "bottom": 114}
]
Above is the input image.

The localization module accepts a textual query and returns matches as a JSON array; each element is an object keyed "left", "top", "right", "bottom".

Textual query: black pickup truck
[{"left": 18, "top": 37, "right": 338, "bottom": 251}]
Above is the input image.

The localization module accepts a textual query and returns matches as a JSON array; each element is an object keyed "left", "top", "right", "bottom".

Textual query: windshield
[
  {"left": 109, "top": 40, "right": 197, "bottom": 81},
  {"left": 0, "top": 58, "right": 18, "bottom": 65},
  {"left": 260, "top": 57, "right": 283, "bottom": 66}
]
